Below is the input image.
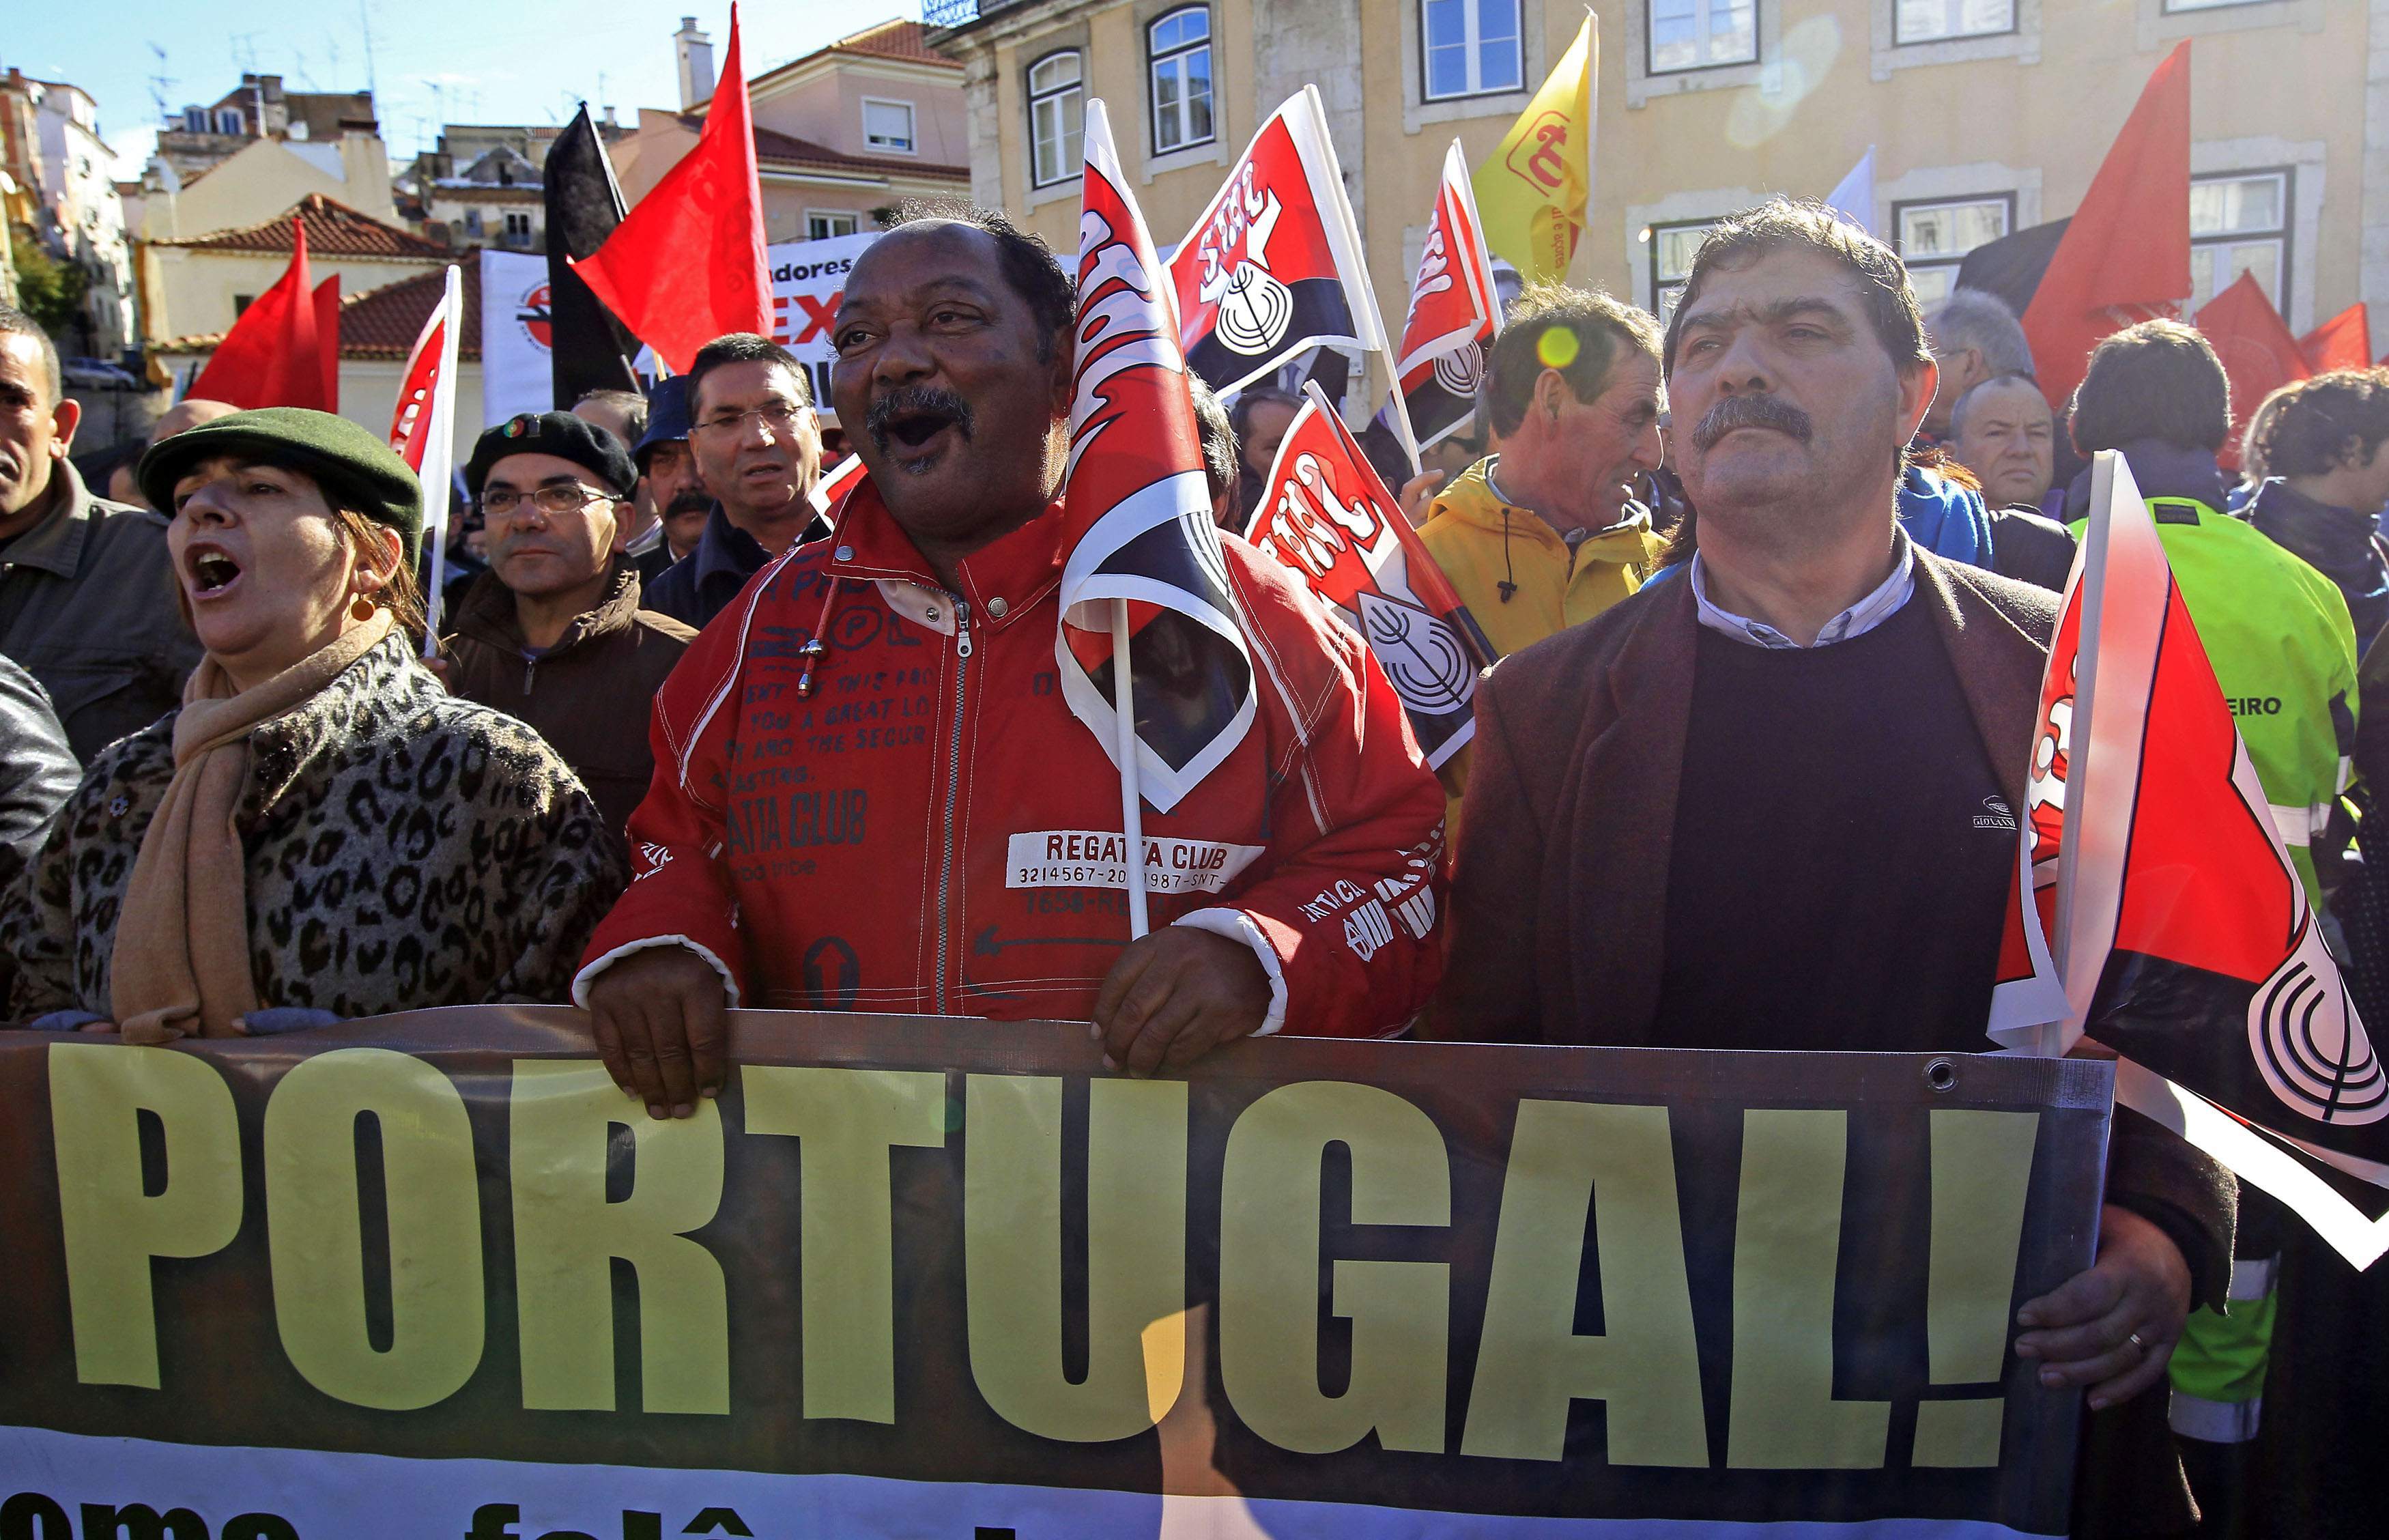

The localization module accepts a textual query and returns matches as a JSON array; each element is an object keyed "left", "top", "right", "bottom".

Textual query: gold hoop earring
[{"left": 350, "top": 594, "right": 377, "bottom": 621}]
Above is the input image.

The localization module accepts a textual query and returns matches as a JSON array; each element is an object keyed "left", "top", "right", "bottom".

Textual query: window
[
  {"left": 463, "top": 209, "right": 484, "bottom": 237},
  {"left": 182, "top": 109, "right": 208, "bottom": 133},
  {"left": 214, "top": 108, "right": 244, "bottom": 135},
  {"left": 1648, "top": 0, "right": 1757, "bottom": 74},
  {"left": 1891, "top": 194, "right": 2014, "bottom": 306},
  {"left": 1148, "top": 8, "right": 1215, "bottom": 155},
  {"left": 1028, "top": 51, "right": 1085, "bottom": 189},
  {"left": 233, "top": 294, "right": 255, "bottom": 317},
  {"left": 2190, "top": 169, "right": 2291, "bottom": 313},
  {"left": 1895, "top": 0, "right": 2014, "bottom": 44},
  {"left": 1422, "top": 0, "right": 1524, "bottom": 101},
  {"left": 503, "top": 211, "right": 532, "bottom": 240},
  {"left": 862, "top": 99, "right": 916, "bottom": 155},
  {"left": 2163, "top": 0, "right": 2270, "bottom": 11},
  {"left": 807, "top": 211, "right": 860, "bottom": 241},
  {"left": 1648, "top": 218, "right": 1718, "bottom": 316}
]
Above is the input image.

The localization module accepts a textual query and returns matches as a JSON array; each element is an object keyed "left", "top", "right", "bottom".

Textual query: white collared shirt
[{"left": 1689, "top": 532, "right": 1917, "bottom": 650}]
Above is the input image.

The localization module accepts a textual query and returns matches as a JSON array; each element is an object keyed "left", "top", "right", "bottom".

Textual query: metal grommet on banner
[{"left": 1923, "top": 1058, "right": 1959, "bottom": 1094}]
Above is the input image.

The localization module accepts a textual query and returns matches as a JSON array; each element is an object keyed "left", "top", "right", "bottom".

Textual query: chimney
[{"left": 675, "top": 16, "right": 715, "bottom": 111}]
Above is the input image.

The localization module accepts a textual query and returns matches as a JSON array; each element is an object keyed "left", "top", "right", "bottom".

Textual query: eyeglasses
[
  {"left": 693, "top": 403, "right": 807, "bottom": 438},
  {"left": 480, "top": 484, "right": 614, "bottom": 519}
]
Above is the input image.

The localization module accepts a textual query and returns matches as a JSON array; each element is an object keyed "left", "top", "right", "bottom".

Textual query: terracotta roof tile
[
  {"left": 749, "top": 124, "right": 969, "bottom": 182},
  {"left": 156, "top": 192, "right": 449, "bottom": 259},
  {"left": 827, "top": 20, "right": 954, "bottom": 65},
  {"left": 337, "top": 262, "right": 483, "bottom": 361}
]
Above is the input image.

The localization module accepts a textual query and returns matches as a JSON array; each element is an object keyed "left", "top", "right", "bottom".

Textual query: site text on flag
[
  {"left": 1166, "top": 86, "right": 1389, "bottom": 399},
  {"left": 1248, "top": 384, "right": 1494, "bottom": 770},
  {"left": 1379, "top": 141, "right": 1503, "bottom": 458}
]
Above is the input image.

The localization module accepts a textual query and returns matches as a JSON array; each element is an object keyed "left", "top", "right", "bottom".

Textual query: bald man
[{"left": 147, "top": 398, "right": 239, "bottom": 444}]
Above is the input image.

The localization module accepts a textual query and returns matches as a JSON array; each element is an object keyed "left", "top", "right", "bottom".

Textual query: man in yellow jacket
[{"left": 1418, "top": 283, "right": 1668, "bottom": 817}]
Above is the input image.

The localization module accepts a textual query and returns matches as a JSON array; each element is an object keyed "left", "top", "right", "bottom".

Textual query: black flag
[
  {"left": 545, "top": 104, "right": 642, "bottom": 407},
  {"left": 1954, "top": 217, "right": 2072, "bottom": 319}
]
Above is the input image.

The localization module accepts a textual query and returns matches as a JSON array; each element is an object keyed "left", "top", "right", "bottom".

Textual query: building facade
[
  {"left": 615, "top": 20, "right": 971, "bottom": 244},
  {"left": 931, "top": 0, "right": 2386, "bottom": 353},
  {"left": 142, "top": 192, "right": 449, "bottom": 347},
  {"left": 154, "top": 76, "right": 380, "bottom": 186},
  {"left": 0, "top": 70, "right": 136, "bottom": 356}
]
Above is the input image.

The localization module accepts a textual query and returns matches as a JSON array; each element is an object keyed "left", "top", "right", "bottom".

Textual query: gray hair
[
  {"left": 1186, "top": 377, "right": 1238, "bottom": 507},
  {"left": 1924, "top": 289, "right": 2033, "bottom": 379},
  {"left": 1949, "top": 371, "right": 2048, "bottom": 438}
]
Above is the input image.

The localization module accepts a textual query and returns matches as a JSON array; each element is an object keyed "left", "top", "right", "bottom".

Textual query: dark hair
[
  {"left": 885, "top": 199, "right": 1077, "bottom": 358},
  {"left": 1228, "top": 386, "right": 1300, "bottom": 444},
  {"left": 334, "top": 507, "right": 429, "bottom": 641},
  {"left": 573, "top": 388, "right": 649, "bottom": 444},
  {"left": 1949, "top": 371, "right": 2048, "bottom": 439},
  {"left": 1662, "top": 199, "right": 1932, "bottom": 378},
  {"left": 687, "top": 333, "right": 808, "bottom": 416},
  {"left": 1186, "top": 377, "right": 1238, "bottom": 507},
  {"left": 2070, "top": 319, "right": 2231, "bottom": 455},
  {"left": 0, "top": 302, "right": 63, "bottom": 405},
  {"left": 2245, "top": 369, "right": 2389, "bottom": 481},
  {"left": 1485, "top": 283, "right": 1663, "bottom": 438}
]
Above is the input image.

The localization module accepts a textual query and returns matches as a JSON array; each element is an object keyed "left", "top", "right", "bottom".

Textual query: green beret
[{"left": 137, "top": 407, "right": 425, "bottom": 560}]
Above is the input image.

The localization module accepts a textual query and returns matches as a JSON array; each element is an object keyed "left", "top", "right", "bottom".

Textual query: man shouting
[{"left": 578, "top": 207, "right": 1446, "bottom": 1113}]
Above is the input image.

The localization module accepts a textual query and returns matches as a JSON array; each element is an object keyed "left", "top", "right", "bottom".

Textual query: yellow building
[
  {"left": 929, "top": 0, "right": 2379, "bottom": 344},
  {"left": 141, "top": 193, "right": 450, "bottom": 347}
]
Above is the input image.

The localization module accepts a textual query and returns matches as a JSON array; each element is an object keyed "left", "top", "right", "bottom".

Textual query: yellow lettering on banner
[
  {"left": 49, "top": 1044, "right": 243, "bottom": 1388},
  {"left": 263, "top": 1049, "right": 484, "bottom": 1410},
  {"left": 1913, "top": 1109, "right": 2040, "bottom": 1468},
  {"left": 1461, "top": 1100, "right": 1708, "bottom": 1465},
  {"left": 743, "top": 1066, "right": 947, "bottom": 1423},
  {"left": 1218, "top": 1081, "right": 1450, "bottom": 1455},
  {"left": 509, "top": 1061, "right": 728, "bottom": 1414},
  {"left": 1727, "top": 1109, "right": 1889, "bottom": 1468},
  {"left": 964, "top": 1076, "right": 1188, "bottom": 1440}
]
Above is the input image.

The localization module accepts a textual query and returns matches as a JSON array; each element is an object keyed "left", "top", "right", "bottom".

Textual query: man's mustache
[
  {"left": 663, "top": 489, "right": 711, "bottom": 517},
  {"left": 1692, "top": 393, "right": 1814, "bottom": 452},
  {"left": 866, "top": 386, "right": 975, "bottom": 451}
]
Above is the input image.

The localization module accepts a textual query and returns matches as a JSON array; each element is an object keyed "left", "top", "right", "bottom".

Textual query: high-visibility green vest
[{"left": 2075, "top": 496, "right": 2360, "bottom": 909}]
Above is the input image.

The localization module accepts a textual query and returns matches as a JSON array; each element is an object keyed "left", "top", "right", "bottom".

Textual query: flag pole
[
  {"left": 1110, "top": 597, "right": 1151, "bottom": 938},
  {"left": 2050, "top": 449, "right": 2116, "bottom": 1050}
]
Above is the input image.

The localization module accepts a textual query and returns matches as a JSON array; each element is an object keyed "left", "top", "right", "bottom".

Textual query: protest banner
[
  {"left": 765, "top": 229, "right": 879, "bottom": 428},
  {"left": 478, "top": 249, "right": 555, "bottom": 427},
  {"left": 0, "top": 1008, "right": 2108, "bottom": 1537}
]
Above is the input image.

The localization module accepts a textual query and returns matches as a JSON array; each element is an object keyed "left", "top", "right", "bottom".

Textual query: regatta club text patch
[{"left": 1006, "top": 831, "right": 1265, "bottom": 894}]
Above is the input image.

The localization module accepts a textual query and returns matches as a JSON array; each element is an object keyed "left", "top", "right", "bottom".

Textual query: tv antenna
[{"left": 147, "top": 44, "right": 175, "bottom": 126}]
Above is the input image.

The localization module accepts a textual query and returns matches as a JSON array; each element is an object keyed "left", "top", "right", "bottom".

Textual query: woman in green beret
[{"left": 1, "top": 408, "right": 625, "bottom": 1038}]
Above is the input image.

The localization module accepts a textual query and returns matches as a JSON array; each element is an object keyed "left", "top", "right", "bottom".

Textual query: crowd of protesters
[{"left": 3, "top": 193, "right": 2389, "bottom": 1535}]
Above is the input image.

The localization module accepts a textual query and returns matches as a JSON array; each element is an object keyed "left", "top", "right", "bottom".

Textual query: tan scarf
[{"left": 110, "top": 610, "right": 397, "bottom": 1042}]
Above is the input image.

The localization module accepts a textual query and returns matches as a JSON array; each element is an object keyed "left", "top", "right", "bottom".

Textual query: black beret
[
  {"left": 465, "top": 411, "right": 638, "bottom": 499},
  {"left": 137, "top": 407, "right": 425, "bottom": 559}
]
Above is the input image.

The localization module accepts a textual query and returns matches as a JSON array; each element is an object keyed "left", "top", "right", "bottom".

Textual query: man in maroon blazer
[{"left": 1440, "top": 200, "right": 2231, "bottom": 1537}]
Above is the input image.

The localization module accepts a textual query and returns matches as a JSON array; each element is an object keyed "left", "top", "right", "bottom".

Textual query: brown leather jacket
[{"left": 441, "top": 559, "right": 695, "bottom": 839}]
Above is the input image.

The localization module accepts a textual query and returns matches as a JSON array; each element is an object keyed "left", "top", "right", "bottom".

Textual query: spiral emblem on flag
[
  {"left": 2248, "top": 915, "right": 2389, "bottom": 1125},
  {"left": 1358, "top": 594, "right": 1472, "bottom": 715},
  {"left": 1433, "top": 341, "right": 1487, "bottom": 400},
  {"left": 1216, "top": 263, "right": 1295, "bottom": 356}
]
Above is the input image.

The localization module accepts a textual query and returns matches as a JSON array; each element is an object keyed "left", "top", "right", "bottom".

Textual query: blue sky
[{"left": 11, "top": 2, "right": 877, "bottom": 176}]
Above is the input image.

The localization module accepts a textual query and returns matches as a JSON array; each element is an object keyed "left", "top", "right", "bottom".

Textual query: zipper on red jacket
[{"left": 934, "top": 595, "right": 972, "bottom": 1014}]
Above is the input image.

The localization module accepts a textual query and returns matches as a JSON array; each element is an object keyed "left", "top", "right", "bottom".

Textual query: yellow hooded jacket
[{"left": 1416, "top": 457, "right": 1663, "bottom": 820}]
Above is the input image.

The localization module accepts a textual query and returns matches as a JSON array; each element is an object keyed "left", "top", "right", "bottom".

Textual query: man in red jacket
[{"left": 578, "top": 208, "right": 1446, "bottom": 1117}]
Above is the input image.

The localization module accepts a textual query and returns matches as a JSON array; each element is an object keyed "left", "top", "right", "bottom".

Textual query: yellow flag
[{"left": 1474, "top": 13, "right": 1595, "bottom": 285}]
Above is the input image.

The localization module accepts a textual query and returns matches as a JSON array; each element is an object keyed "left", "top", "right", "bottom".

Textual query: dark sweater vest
[{"left": 1653, "top": 595, "right": 2018, "bottom": 1053}]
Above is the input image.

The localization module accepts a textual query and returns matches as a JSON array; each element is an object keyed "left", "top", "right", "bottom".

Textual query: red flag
[
  {"left": 1247, "top": 386, "right": 1494, "bottom": 769},
  {"left": 190, "top": 216, "right": 330, "bottom": 410},
  {"left": 2196, "top": 271, "right": 2308, "bottom": 468},
  {"left": 2009, "top": 451, "right": 2389, "bottom": 1262},
  {"left": 2300, "top": 303, "right": 2373, "bottom": 375},
  {"left": 2020, "top": 43, "right": 2191, "bottom": 412},
  {"left": 1378, "top": 141, "right": 1502, "bottom": 456},
  {"left": 1057, "top": 99, "right": 1256, "bottom": 814},
  {"left": 312, "top": 276, "right": 341, "bottom": 413},
  {"left": 387, "top": 266, "right": 466, "bottom": 640},
  {"left": 1167, "top": 87, "right": 1389, "bottom": 397},
  {"left": 571, "top": 3, "right": 771, "bottom": 373}
]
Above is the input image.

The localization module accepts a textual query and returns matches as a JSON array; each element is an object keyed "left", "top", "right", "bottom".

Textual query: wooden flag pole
[{"left": 1111, "top": 597, "right": 1151, "bottom": 939}]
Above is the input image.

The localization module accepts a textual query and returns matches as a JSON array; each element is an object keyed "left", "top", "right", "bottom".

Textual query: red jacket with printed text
[{"left": 575, "top": 481, "right": 1446, "bottom": 1035}]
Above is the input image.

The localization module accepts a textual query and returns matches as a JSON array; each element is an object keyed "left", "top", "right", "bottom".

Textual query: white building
[{"left": 0, "top": 70, "right": 136, "bottom": 357}]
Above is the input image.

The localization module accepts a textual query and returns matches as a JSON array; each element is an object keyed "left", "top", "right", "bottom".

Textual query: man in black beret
[{"left": 441, "top": 412, "right": 695, "bottom": 840}]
